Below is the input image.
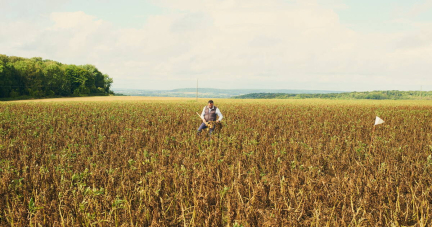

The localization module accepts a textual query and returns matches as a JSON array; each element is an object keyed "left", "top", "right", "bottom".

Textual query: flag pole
[
  {"left": 368, "top": 124, "right": 376, "bottom": 153},
  {"left": 369, "top": 116, "right": 385, "bottom": 153}
]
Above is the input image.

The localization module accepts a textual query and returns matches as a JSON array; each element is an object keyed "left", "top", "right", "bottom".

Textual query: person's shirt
[{"left": 201, "top": 106, "right": 223, "bottom": 121}]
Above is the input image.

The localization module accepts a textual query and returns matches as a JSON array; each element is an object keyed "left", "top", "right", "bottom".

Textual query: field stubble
[{"left": 1, "top": 98, "right": 432, "bottom": 226}]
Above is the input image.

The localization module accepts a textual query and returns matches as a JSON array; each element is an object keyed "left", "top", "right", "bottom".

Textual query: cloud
[
  {"left": 50, "top": 11, "right": 101, "bottom": 29},
  {"left": 406, "top": 0, "right": 432, "bottom": 18},
  {"left": 0, "top": 0, "right": 431, "bottom": 90}
]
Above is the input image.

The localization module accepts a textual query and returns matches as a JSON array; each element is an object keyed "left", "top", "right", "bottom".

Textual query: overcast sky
[{"left": 1, "top": 0, "right": 432, "bottom": 91}]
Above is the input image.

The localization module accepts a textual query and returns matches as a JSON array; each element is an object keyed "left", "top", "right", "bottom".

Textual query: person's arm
[
  {"left": 200, "top": 107, "right": 206, "bottom": 123},
  {"left": 216, "top": 108, "right": 223, "bottom": 122}
]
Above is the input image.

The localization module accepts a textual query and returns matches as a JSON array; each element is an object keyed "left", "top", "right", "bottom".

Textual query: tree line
[
  {"left": 0, "top": 54, "right": 113, "bottom": 99},
  {"left": 233, "top": 90, "right": 432, "bottom": 100}
]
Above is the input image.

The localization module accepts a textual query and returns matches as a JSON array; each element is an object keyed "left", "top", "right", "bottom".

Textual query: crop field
[{"left": 1, "top": 97, "right": 432, "bottom": 226}]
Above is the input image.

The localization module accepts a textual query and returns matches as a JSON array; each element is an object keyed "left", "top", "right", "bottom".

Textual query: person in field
[{"left": 197, "top": 100, "right": 223, "bottom": 136}]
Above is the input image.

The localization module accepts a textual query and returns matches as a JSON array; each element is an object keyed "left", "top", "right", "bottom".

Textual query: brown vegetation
[{"left": 1, "top": 99, "right": 432, "bottom": 226}]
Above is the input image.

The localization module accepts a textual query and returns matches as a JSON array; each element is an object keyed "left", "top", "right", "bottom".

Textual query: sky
[{"left": 1, "top": 0, "right": 432, "bottom": 91}]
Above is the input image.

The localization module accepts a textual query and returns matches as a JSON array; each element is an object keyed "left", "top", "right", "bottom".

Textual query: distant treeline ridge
[
  {"left": 233, "top": 91, "right": 432, "bottom": 100},
  {"left": 0, "top": 54, "right": 113, "bottom": 99}
]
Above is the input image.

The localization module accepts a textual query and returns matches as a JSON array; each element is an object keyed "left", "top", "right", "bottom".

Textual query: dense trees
[{"left": 0, "top": 54, "right": 113, "bottom": 99}]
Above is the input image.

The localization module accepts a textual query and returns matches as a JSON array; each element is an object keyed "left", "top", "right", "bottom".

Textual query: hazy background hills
[
  {"left": 112, "top": 88, "right": 345, "bottom": 98},
  {"left": 113, "top": 88, "right": 431, "bottom": 100}
]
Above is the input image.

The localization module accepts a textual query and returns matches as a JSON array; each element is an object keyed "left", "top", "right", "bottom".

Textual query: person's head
[{"left": 208, "top": 100, "right": 214, "bottom": 108}]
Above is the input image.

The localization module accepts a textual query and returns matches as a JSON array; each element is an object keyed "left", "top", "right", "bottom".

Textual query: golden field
[{"left": 1, "top": 97, "right": 432, "bottom": 226}]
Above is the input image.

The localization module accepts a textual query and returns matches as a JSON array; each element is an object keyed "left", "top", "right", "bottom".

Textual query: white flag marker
[
  {"left": 374, "top": 116, "right": 384, "bottom": 125},
  {"left": 370, "top": 116, "right": 385, "bottom": 152}
]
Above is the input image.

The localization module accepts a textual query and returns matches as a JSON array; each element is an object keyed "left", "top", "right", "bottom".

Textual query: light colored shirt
[{"left": 201, "top": 106, "right": 223, "bottom": 122}]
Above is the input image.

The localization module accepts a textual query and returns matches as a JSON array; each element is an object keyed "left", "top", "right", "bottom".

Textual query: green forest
[
  {"left": 0, "top": 54, "right": 113, "bottom": 100},
  {"left": 233, "top": 90, "right": 432, "bottom": 100}
]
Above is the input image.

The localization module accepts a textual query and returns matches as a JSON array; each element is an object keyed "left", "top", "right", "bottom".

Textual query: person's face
[{"left": 208, "top": 102, "right": 214, "bottom": 108}]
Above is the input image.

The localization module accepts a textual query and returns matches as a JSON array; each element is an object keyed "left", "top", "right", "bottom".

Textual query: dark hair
[{"left": 208, "top": 100, "right": 214, "bottom": 103}]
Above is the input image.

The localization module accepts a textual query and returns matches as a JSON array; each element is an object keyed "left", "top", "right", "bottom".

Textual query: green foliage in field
[
  {"left": 1, "top": 99, "right": 432, "bottom": 226},
  {"left": 0, "top": 54, "right": 113, "bottom": 99}
]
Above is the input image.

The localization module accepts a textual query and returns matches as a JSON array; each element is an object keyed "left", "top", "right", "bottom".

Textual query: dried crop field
[{"left": 1, "top": 98, "right": 432, "bottom": 226}]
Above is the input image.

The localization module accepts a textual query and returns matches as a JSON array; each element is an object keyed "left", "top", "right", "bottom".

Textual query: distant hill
[
  {"left": 232, "top": 90, "right": 432, "bottom": 100},
  {"left": 112, "top": 88, "right": 344, "bottom": 98}
]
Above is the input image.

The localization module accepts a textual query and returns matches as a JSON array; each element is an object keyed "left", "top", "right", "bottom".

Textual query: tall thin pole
[
  {"left": 368, "top": 125, "right": 376, "bottom": 153},
  {"left": 196, "top": 79, "right": 198, "bottom": 102},
  {"left": 421, "top": 86, "right": 422, "bottom": 100}
]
